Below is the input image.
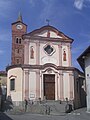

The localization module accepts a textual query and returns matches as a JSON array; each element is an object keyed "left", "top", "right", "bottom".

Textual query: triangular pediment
[
  {"left": 36, "top": 30, "right": 63, "bottom": 38},
  {"left": 24, "top": 25, "right": 73, "bottom": 42}
]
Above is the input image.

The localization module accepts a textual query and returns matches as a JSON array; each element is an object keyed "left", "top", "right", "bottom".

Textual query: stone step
[{"left": 5, "top": 100, "right": 73, "bottom": 115}]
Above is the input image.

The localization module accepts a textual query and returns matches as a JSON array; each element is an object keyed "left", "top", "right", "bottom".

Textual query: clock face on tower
[{"left": 16, "top": 24, "right": 23, "bottom": 30}]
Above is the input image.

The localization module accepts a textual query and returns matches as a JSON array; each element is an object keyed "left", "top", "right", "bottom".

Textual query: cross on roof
[{"left": 46, "top": 19, "right": 50, "bottom": 25}]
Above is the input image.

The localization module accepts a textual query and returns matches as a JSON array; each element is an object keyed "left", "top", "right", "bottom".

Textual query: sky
[{"left": 0, "top": 0, "right": 90, "bottom": 71}]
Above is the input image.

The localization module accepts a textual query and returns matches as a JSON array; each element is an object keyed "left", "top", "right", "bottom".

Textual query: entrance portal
[{"left": 43, "top": 74, "right": 55, "bottom": 100}]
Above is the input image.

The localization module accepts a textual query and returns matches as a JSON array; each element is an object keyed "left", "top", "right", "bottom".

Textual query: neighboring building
[
  {"left": 6, "top": 14, "right": 86, "bottom": 109},
  {"left": 0, "top": 71, "right": 7, "bottom": 109},
  {"left": 77, "top": 46, "right": 90, "bottom": 112},
  {"left": 73, "top": 69, "right": 86, "bottom": 109},
  {"left": 0, "top": 83, "right": 2, "bottom": 110},
  {"left": 0, "top": 71, "right": 7, "bottom": 86}
]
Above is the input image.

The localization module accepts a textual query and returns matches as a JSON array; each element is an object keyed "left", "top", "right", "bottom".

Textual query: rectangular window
[{"left": 10, "top": 79, "right": 15, "bottom": 91}]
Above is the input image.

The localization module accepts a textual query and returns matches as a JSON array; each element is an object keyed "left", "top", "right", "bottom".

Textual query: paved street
[{"left": 0, "top": 108, "right": 90, "bottom": 120}]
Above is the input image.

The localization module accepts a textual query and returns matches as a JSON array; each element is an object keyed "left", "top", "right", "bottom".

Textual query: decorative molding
[
  {"left": 24, "top": 70, "right": 30, "bottom": 75},
  {"left": 22, "top": 26, "right": 74, "bottom": 43},
  {"left": 41, "top": 67, "right": 58, "bottom": 74},
  {"left": 9, "top": 75, "right": 17, "bottom": 79},
  {"left": 59, "top": 73, "right": 63, "bottom": 76},
  {"left": 69, "top": 73, "right": 74, "bottom": 76},
  {"left": 47, "top": 68, "right": 53, "bottom": 73},
  {"left": 6, "top": 64, "right": 75, "bottom": 71},
  {"left": 36, "top": 71, "right": 40, "bottom": 74},
  {"left": 43, "top": 44, "right": 56, "bottom": 56},
  {"left": 23, "top": 36, "right": 73, "bottom": 43}
]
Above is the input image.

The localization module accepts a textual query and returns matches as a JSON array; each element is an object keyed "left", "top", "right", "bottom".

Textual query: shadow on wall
[
  {"left": 0, "top": 95, "right": 13, "bottom": 112},
  {"left": 0, "top": 112, "right": 13, "bottom": 120},
  {"left": 74, "top": 77, "right": 86, "bottom": 109}
]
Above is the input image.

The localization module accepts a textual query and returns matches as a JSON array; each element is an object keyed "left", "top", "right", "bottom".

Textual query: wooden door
[{"left": 43, "top": 74, "right": 55, "bottom": 100}]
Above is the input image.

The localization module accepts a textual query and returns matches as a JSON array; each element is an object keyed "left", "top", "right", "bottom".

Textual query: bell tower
[{"left": 11, "top": 13, "right": 27, "bottom": 65}]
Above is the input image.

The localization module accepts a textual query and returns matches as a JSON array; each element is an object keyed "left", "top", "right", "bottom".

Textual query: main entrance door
[{"left": 43, "top": 74, "right": 55, "bottom": 100}]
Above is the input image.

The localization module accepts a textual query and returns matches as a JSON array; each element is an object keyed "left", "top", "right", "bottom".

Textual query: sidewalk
[
  {"left": 66, "top": 107, "right": 90, "bottom": 120},
  {"left": 0, "top": 107, "right": 90, "bottom": 120}
]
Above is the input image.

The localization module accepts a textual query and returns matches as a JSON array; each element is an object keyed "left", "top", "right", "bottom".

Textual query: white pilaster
[
  {"left": 58, "top": 44, "right": 62, "bottom": 66},
  {"left": 36, "top": 70, "right": 40, "bottom": 99},
  {"left": 69, "top": 73, "right": 74, "bottom": 100},
  {"left": 59, "top": 72, "right": 64, "bottom": 100},
  {"left": 36, "top": 42, "right": 40, "bottom": 65},
  {"left": 24, "top": 70, "right": 29, "bottom": 99},
  {"left": 24, "top": 40, "right": 29, "bottom": 64}
]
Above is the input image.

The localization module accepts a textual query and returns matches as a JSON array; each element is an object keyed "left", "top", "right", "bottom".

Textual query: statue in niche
[
  {"left": 30, "top": 46, "right": 34, "bottom": 59},
  {"left": 63, "top": 50, "right": 66, "bottom": 61}
]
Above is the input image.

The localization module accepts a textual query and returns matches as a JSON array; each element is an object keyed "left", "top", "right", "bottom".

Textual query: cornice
[
  {"left": 6, "top": 64, "right": 75, "bottom": 71},
  {"left": 23, "top": 36, "right": 73, "bottom": 43},
  {"left": 12, "top": 21, "right": 27, "bottom": 26}
]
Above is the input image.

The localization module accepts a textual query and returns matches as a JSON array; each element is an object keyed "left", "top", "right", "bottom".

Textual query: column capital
[
  {"left": 36, "top": 71, "right": 40, "bottom": 74},
  {"left": 59, "top": 73, "right": 63, "bottom": 76},
  {"left": 58, "top": 44, "right": 62, "bottom": 48},
  {"left": 69, "top": 73, "right": 74, "bottom": 76},
  {"left": 24, "top": 70, "right": 30, "bottom": 74}
]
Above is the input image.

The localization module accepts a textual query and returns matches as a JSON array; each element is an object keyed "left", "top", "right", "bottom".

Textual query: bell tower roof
[
  {"left": 12, "top": 12, "right": 27, "bottom": 26},
  {"left": 17, "top": 12, "right": 23, "bottom": 22}
]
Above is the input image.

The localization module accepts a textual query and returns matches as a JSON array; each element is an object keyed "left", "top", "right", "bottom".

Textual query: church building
[{"left": 6, "top": 14, "right": 86, "bottom": 108}]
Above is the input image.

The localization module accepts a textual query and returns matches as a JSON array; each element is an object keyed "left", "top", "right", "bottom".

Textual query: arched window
[
  {"left": 16, "top": 38, "right": 19, "bottom": 43},
  {"left": 19, "top": 38, "right": 21, "bottom": 44},
  {"left": 16, "top": 37, "right": 22, "bottom": 44}
]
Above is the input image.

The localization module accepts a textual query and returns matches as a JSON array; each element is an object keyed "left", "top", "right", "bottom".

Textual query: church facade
[{"left": 6, "top": 14, "right": 86, "bottom": 108}]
